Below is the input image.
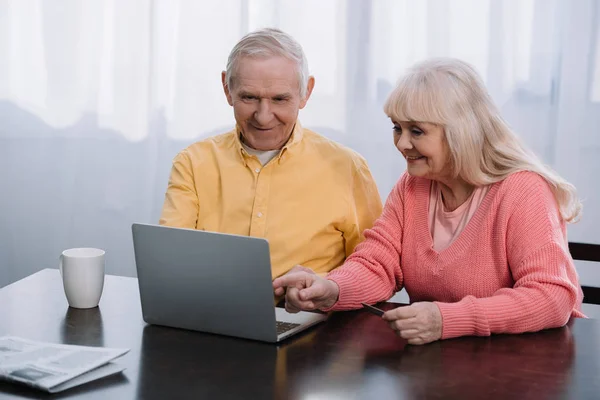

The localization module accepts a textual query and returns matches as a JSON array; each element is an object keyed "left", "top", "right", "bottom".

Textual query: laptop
[{"left": 131, "top": 223, "right": 327, "bottom": 343}]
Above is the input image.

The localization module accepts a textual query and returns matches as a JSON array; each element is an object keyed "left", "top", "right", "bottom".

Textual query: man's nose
[{"left": 254, "top": 99, "right": 273, "bottom": 125}]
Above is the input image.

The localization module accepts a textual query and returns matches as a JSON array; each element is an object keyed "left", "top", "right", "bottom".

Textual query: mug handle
[{"left": 59, "top": 254, "right": 63, "bottom": 276}]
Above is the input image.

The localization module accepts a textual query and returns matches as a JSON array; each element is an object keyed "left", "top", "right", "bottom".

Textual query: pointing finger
[{"left": 272, "top": 272, "right": 310, "bottom": 290}]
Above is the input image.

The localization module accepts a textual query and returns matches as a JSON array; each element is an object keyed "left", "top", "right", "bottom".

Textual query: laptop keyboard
[{"left": 276, "top": 321, "right": 301, "bottom": 335}]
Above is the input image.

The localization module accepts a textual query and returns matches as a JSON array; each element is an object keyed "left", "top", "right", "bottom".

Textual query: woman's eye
[
  {"left": 411, "top": 129, "right": 423, "bottom": 136},
  {"left": 393, "top": 125, "right": 402, "bottom": 133}
]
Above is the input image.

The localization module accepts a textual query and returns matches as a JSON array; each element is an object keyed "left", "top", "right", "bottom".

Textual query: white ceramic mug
[{"left": 59, "top": 248, "right": 105, "bottom": 309}]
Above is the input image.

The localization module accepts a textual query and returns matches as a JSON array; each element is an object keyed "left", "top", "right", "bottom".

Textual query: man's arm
[{"left": 159, "top": 150, "right": 199, "bottom": 228}]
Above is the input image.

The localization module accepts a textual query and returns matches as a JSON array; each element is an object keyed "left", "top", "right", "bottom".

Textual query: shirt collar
[{"left": 234, "top": 121, "right": 304, "bottom": 165}]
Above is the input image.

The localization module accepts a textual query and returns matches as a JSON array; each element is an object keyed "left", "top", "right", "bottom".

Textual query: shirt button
[
  {"left": 255, "top": 168, "right": 260, "bottom": 173},
  {"left": 257, "top": 212, "right": 263, "bottom": 218}
]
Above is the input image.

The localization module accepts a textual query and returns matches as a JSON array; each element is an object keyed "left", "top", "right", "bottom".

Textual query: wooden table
[{"left": 0, "top": 269, "right": 598, "bottom": 399}]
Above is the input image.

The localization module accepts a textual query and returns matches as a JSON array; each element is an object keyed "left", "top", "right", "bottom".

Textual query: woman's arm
[
  {"left": 435, "top": 173, "right": 583, "bottom": 339},
  {"left": 326, "top": 174, "right": 409, "bottom": 310}
]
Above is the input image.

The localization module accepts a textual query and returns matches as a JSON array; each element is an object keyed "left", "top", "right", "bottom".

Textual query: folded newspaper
[{"left": 0, "top": 336, "right": 129, "bottom": 393}]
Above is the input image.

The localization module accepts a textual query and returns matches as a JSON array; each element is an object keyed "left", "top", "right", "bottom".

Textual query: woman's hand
[
  {"left": 272, "top": 272, "right": 340, "bottom": 313},
  {"left": 383, "top": 302, "right": 442, "bottom": 345}
]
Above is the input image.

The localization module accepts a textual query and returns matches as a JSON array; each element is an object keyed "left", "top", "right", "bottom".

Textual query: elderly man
[{"left": 159, "top": 28, "right": 382, "bottom": 281}]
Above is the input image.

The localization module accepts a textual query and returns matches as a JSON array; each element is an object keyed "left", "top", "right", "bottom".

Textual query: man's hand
[
  {"left": 273, "top": 265, "right": 316, "bottom": 297},
  {"left": 382, "top": 302, "right": 442, "bottom": 345},
  {"left": 272, "top": 272, "right": 339, "bottom": 313}
]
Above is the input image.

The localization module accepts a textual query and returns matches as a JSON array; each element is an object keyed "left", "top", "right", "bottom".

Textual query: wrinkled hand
[
  {"left": 272, "top": 272, "right": 339, "bottom": 313},
  {"left": 273, "top": 265, "right": 316, "bottom": 297},
  {"left": 382, "top": 302, "right": 442, "bottom": 345}
]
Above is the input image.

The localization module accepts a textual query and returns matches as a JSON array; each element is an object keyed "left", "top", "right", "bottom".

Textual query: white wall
[{"left": 1, "top": 1, "right": 599, "bottom": 309}]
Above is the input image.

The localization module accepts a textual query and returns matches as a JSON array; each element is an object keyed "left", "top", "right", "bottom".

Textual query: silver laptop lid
[{"left": 132, "top": 223, "right": 279, "bottom": 342}]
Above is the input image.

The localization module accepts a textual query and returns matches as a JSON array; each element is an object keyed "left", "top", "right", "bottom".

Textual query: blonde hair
[{"left": 384, "top": 57, "right": 581, "bottom": 223}]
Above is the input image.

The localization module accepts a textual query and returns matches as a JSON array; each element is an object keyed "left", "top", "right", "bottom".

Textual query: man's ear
[
  {"left": 222, "top": 71, "right": 234, "bottom": 106},
  {"left": 299, "top": 76, "right": 315, "bottom": 109}
]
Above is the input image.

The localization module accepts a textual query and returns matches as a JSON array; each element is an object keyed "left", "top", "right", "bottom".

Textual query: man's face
[{"left": 222, "top": 56, "right": 314, "bottom": 151}]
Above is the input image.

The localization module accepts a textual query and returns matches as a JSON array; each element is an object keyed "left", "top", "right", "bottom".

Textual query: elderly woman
[{"left": 273, "top": 58, "right": 586, "bottom": 345}]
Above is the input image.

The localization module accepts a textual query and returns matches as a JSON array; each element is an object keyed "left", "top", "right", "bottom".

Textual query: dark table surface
[{"left": 0, "top": 269, "right": 598, "bottom": 399}]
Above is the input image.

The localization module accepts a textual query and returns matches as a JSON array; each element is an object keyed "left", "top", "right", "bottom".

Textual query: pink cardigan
[{"left": 327, "top": 171, "right": 585, "bottom": 339}]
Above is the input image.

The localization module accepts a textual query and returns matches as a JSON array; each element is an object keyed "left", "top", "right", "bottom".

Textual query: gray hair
[
  {"left": 384, "top": 57, "right": 582, "bottom": 222},
  {"left": 225, "top": 28, "right": 310, "bottom": 98}
]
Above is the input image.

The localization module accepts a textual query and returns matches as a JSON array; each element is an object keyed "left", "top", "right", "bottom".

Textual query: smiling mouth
[
  {"left": 251, "top": 125, "right": 277, "bottom": 131},
  {"left": 405, "top": 155, "right": 425, "bottom": 161}
]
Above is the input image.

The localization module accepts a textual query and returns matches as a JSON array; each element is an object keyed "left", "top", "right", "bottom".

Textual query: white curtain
[{"left": 1, "top": 0, "right": 599, "bottom": 287}]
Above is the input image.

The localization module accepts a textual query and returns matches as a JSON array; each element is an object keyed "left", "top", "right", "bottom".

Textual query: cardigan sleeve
[
  {"left": 435, "top": 173, "right": 583, "bottom": 339},
  {"left": 325, "top": 174, "right": 408, "bottom": 310}
]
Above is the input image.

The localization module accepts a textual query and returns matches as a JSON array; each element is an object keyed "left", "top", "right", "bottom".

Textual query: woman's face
[{"left": 392, "top": 120, "right": 452, "bottom": 181}]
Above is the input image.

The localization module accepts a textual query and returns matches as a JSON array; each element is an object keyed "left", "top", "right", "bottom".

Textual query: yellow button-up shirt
[{"left": 159, "top": 122, "right": 383, "bottom": 278}]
